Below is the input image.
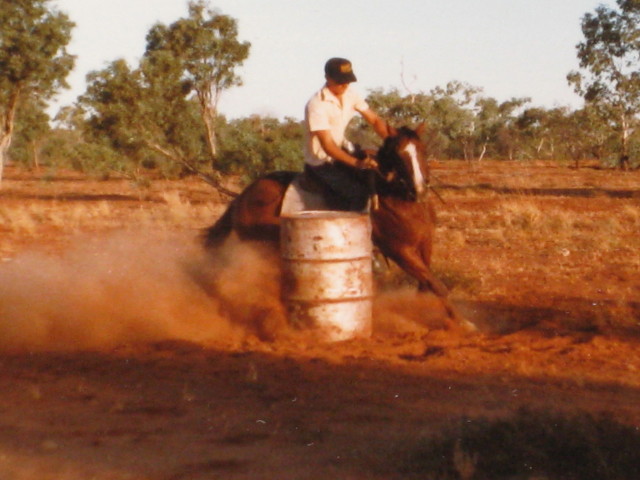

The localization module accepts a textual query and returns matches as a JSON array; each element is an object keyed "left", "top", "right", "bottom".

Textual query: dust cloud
[
  {"left": 373, "top": 287, "right": 450, "bottom": 335},
  {"left": 0, "top": 231, "right": 287, "bottom": 353},
  {"left": 0, "top": 230, "right": 452, "bottom": 353}
]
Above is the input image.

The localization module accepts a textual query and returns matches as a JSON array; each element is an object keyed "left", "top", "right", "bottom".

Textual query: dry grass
[
  {"left": 424, "top": 163, "right": 640, "bottom": 335},
  {"left": 0, "top": 197, "right": 219, "bottom": 236},
  {"left": 0, "top": 173, "right": 225, "bottom": 259},
  {"left": 0, "top": 201, "right": 111, "bottom": 234},
  {"left": 1, "top": 163, "right": 638, "bottom": 331}
]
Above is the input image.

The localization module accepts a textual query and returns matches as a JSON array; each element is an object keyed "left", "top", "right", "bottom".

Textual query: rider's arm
[
  {"left": 315, "top": 130, "right": 362, "bottom": 168},
  {"left": 358, "top": 107, "right": 389, "bottom": 139}
]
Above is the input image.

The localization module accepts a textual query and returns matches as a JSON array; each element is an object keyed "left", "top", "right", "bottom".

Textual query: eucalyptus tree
[
  {"left": 365, "top": 87, "right": 433, "bottom": 126},
  {"left": 474, "top": 96, "right": 530, "bottom": 160},
  {"left": 80, "top": 58, "right": 213, "bottom": 182},
  {"left": 564, "top": 106, "right": 613, "bottom": 166},
  {"left": 0, "top": 0, "right": 74, "bottom": 182},
  {"left": 361, "top": 88, "right": 439, "bottom": 154},
  {"left": 217, "top": 116, "right": 303, "bottom": 178},
  {"left": 80, "top": 1, "right": 249, "bottom": 192},
  {"left": 429, "top": 81, "right": 486, "bottom": 161},
  {"left": 363, "top": 84, "right": 528, "bottom": 160},
  {"left": 144, "top": 0, "right": 250, "bottom": 163},
  {"left": 9, "top": 96, "right": 50, "bottom": 169},
  {"left": 567, "top": 0, "right": 640, "bottom": 168}
]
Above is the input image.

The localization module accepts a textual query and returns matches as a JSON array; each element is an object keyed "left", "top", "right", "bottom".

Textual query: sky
[{"left": 49, "top": 0, "right": 615, "bottom": 121}]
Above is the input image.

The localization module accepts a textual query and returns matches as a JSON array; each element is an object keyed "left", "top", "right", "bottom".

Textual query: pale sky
[{"left": 50, "top": 0, "right": 614, "bottom": 120}]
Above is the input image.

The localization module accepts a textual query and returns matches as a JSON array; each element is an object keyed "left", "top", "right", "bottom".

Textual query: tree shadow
[{"left": 456, "top": 297, "right": 640, "bottom": 339}]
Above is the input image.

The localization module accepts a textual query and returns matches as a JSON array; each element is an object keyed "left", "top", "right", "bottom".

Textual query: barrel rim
[{"left": 281, "top": 210, "right": 368, "bottom": 220}]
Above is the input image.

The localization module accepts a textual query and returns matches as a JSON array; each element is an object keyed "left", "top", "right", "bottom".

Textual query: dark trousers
[{"left": 304, "top": 162, "right": 373, "bottom": 211}]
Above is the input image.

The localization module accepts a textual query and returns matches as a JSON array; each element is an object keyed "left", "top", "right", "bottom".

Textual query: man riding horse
[
  {"left": 203, "top": 58, "right": 477, "bottom": 333},
  {"left": 304, "top": 57, "right": 388, "bottom": 211}
]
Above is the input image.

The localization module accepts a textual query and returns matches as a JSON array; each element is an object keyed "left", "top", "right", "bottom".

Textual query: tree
[
  {"left": 362, "top": 85, "right": 529, "bottom": 161},
  {"left": 474, "top": 96, "right": 530, "bottom": 161},
  {"left": 217, "top": 115, "right": 303, "bottom": 179},
  {"left": 79, "top": 1, "right": 249, "bottom": 193},
  {"left": 564, "top": 106, "right": 612, "bottom": 166},
  {"left": 81, "top": 59, "right": 204, "bottom": 174},
  {"left": 362, "top": 88, "right": 441, "bottom": 155},
  {"left": 429, "top": 81, "right": 482, "bottom": 161},
  {"left": 9, "top": 96, "right": 51, "bottom": 169},
  {"left": 0, "top": 0, "right": 74, "bottom": 182},
  {"left": 144, "top": 0, "right": 250, "bottom": 163},
  {"left": 567, "top": 0, "right": 640, "bottom": 168}
]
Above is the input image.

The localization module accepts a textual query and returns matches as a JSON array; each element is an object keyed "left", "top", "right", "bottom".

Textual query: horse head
[{"left": 376, "top": 124, "right": 429, "bottom": 202}]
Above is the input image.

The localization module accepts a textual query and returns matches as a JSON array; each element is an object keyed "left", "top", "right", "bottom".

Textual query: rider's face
[{"left": 326, "top": 77, "right": 350, "bottom": 98}]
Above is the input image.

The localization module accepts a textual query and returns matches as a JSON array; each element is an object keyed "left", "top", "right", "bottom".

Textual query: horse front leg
[{"left": 390, "top": 246, "right": 476, "bottom": 332}]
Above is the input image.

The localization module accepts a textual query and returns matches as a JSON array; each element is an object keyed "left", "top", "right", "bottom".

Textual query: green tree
[
  {"left": 80, "top": 1, "right": 249, "bottom": 193},
  {"left": 218, "top": 115, "right": 303, "bottom": 180},
  {"left": 9, "top": 95, "right": 50, "bottom": 169},
  {"left": 474, "top": 96, "right": 529, "bottom": 161},
  {"left": 362, "top": 85, "right": 529, "bottom": 161},
  {"left": 0, "top": 0, "right": 74, "bottom": 182},
  {"left": 567, "top": 0, "right": 640, "bottom": 168},
  {"left": 144, "top": 0, "right": 250, "bottom": 163},
  {"left": 367, "top": 83, "right": 480, "bottom": 159},
  {"left": 564, "top": 106, "right": 612, "bottom": 166},
  {"left": 429, "top": 81, "right": 482, "bottom": 161},
  {"left": 80, "top": 58, "right": 211, "bottom": 182}
]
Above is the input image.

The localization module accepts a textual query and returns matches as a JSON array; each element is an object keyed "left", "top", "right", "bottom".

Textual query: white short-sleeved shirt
[{"left": 304, "top": 85, "right": 369, "bottom": 166}]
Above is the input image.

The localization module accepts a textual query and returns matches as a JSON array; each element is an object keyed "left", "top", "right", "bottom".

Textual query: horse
[{"left": 203, "top": 124, "right": 473, "bottom": 331}]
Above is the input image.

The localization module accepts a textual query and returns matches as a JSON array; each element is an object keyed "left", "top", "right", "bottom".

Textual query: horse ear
[{"left": 415, "top": 122, "right": 426, "bottom": 136}]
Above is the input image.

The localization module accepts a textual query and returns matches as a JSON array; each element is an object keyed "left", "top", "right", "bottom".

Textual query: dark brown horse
[{"left": 204, "top": 125, "right": 472, "bottom": 330}]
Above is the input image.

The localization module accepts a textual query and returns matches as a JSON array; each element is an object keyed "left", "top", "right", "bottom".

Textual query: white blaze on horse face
[{"left": 403, "top": 142, "right": 425, "bottom": 194}]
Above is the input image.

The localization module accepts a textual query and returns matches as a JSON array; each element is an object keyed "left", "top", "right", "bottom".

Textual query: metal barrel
[{"left": 280, "top": 211, "right": 373, "bottom": 341}]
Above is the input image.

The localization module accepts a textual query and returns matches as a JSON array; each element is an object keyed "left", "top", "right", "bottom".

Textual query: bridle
[{"left": 375, "top": 127, "right": 428, "bottom": 202}]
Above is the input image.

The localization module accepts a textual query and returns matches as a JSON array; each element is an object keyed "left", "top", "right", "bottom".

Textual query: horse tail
[{"left": 202, "top": 201, "right": 235, "bottom": 249}]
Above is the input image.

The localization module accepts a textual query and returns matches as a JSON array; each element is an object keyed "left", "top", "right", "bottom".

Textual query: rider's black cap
[{"left": 324, "top": 58, "right": 357, "bottom": 84}]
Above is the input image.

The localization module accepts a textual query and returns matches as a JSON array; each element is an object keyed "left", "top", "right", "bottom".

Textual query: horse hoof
[
  {"left": 459, "top": 318, "right": 479, "bottom": 333},
  {"left": 447, "top": 315, "right": 478, "bottom": 334}
]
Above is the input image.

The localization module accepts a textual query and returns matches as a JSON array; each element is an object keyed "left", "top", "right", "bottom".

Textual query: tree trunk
[
  {"left": 0, "top": 134, "right": 10, "bottom": 183},
  {"left": 31, "top": 140, "right": 40, "bottom": 171},
  {"left": 201, "top": 106, "right": 217, "bottom": 160},
  {"left": 619, "top": 113, "right": 631, "bottom": 170},
  {"left": 196, "top": 89, "right": 218, "bottom": 165},
  {"left": 477, "top": 142, "right": 487, "bottom": 162},
  {"left": 0, "top": 88, "right": 21, "bottom": 185}
]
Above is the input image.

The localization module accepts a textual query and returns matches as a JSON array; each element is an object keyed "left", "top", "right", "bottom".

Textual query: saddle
[{"left": 280, "top": 171, "right": 371, "bottom": 215}]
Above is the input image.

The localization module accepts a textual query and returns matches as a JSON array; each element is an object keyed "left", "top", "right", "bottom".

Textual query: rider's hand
[{"left": 357, "top": 155, "right": 378, "bottom": 170}]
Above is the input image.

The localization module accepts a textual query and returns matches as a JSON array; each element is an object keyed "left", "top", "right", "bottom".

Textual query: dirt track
[{"left": 0, "top": 162, "right": 639, "bottom": 479}]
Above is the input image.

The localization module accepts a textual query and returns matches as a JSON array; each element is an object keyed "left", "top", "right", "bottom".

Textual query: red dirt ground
[{"left": 0, "top": 162, "right": 638, "bottom": 479}]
